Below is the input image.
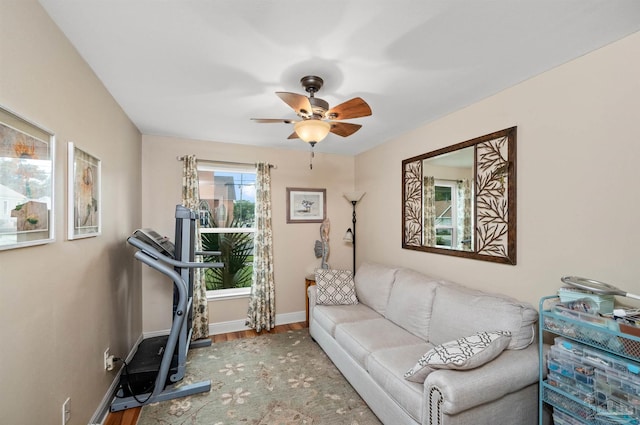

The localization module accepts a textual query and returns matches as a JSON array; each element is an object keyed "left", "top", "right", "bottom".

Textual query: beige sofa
[{"left": 308, "top": 262, "right": 540, "bottom": 425}]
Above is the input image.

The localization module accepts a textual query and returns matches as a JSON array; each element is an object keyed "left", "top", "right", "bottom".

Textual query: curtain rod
[{"left": 176, "top": 156, "right": 276, "bottom": 168}]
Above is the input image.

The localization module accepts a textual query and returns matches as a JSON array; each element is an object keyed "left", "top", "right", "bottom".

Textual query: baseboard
[
  {"left": 144, "top": 310, "right": 306, "bottom": 338},
  {"left": 89, "top": 334, "right": 143, "bottom": 425},
  {"left": 93, "top": 310, "right": 305, "bottom": 422},
  {"left": 209, "top": 310, "right": 306, "bottom": 335}
]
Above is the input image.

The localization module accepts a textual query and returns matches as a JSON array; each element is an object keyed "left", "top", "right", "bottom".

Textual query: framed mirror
[{"left": 402, "top": 127, "right": 516, "bottom": 264}]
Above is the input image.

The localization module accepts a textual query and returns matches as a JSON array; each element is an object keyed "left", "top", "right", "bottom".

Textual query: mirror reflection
[
  {"left": 423, "top": 146, "right": 474, "bottom": 251},
  {"left": 402, "top": 127, "right": 516, "bottom": 265}
]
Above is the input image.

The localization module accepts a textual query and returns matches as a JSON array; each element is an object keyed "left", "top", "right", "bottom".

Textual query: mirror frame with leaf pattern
[{"left": 402, "top": 127, "right": 517, "bottom": 264}]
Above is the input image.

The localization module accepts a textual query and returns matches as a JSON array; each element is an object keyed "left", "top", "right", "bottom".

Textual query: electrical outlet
[
  {"left": 106, "top": 354, "right": 115, "bottom": 371},
  {"left": 62, "top": 397, "right": 70, "bottom": 425},
  {"left": 104, "top": 347, "right": 110, "bottom": 371}
]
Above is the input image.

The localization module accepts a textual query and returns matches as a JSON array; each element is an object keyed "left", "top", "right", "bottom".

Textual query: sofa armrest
[
  {"left": 423, "top": 343, "right": 539, "bottom": 416},
  {"left": 308, "top": 285, "right": 317, "bottom": 325}
]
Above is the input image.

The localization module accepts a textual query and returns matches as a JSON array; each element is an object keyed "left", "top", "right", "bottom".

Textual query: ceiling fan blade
[
  {"left": 250, "top": 118, "right": 296, "bottom": 124},
  {"left": 326, "top": 97, "right": 372, "bottom": 120},
  {"left": 276, "top": 92, "right": 313, "bottom": 117},
  {"left": 330, "top": 122, "right": 362, "bottom": 137},
  {"left": 287, "top": 132, "right": 299, "bottom": 139}
]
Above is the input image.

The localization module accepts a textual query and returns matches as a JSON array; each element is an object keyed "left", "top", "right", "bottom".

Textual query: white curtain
[
  {"left": 423, "top": 176, "right": 436, "bottom": 246},
  {"left": 246, "top": 162, "right": 275, "bottom": 332},
  {"left": 181, "top": 155, "right": 209, "bottom": 340},
  {"left": 456, "top": 179, "right": 473, "bottom": 251}
]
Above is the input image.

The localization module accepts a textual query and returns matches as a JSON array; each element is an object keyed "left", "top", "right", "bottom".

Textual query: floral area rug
[{"left": 137, "top": 329, "right": 382, "bottom": 425}]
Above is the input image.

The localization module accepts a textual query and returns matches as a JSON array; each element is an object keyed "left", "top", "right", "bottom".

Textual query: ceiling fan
[{"left": 251, "top": 75, "right": 372, "bottom": 153}]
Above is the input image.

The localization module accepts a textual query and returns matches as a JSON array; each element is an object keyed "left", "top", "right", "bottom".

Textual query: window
[
  {"left": 434, "top": 181, "right": 457, "bottom": 248},
  {"left": 197, "top": 164, "right": 256, "bottom": 298}
]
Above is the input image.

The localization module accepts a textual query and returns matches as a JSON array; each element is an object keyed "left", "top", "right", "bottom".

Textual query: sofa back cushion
[
  {"left": 429, "top": 284, "right": 538, "bottom": 350},
  {"left": 315, "top": 269, "right": 358, "bottom": 305},
  {"left": 354, "top": 262, "right": 398, "bottom": 316},
  {"left": 385, "top": 268, "right": 441, "bottom": 341}
]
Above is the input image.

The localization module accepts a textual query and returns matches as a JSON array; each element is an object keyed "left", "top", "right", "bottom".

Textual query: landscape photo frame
[
  {"left": 0, "top": 105, "right": 55, "bottom": 251},
  {"left": 286, "top": 187, "right": 326, "bottom": 223},
  {"left": 68, "top": 142, "right": 101, "bottom": 239}
]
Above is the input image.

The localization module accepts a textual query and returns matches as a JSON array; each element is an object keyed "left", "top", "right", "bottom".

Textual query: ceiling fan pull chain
[{"left": 308, "top": 140, "right": 317, "bottom": 169}]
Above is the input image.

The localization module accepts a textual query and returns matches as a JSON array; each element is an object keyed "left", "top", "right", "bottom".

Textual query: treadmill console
[{"left": 131, "top": 228, "right": 175, "bottom": 258}]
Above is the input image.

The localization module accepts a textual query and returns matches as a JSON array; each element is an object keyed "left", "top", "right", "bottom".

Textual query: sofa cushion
[
  {"left": 334, "top": 318, "right": 425, "bottom": 368},
  {"left": 354, "top": 262, "right": 398, "bottom": 316},
  {"left": 313, "top": 304, "right": 382, "bottom": 337},
  {"left": 315, "top": 269, "right": 358, "bottom": 305},
  {"left": 385, "top": 268, "right": 441, "bottom": 341},
  {"left": 367, "top": 344, "right": 432, "bottom": 423},
  {"left": 404, "top": 330, "right": 512, "bottom": 383},
  {"left": 429, "top": 285, "right": 538, "bottom": 350}
]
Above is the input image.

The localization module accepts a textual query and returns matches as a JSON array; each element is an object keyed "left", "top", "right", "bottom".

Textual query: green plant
[
  {"left": 234, "top": 200, "right": 255, "bottom": 226},
  {"left": 201, "top": 217, "right": 254, "bottom": 290}
]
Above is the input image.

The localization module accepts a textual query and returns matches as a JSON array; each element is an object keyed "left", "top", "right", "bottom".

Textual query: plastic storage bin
[
  {"left": 539, "top": 296, "right": 640, "bottom": 425},
  {"left": 558, "top": 287, "right": 615, "bottom": 314}
]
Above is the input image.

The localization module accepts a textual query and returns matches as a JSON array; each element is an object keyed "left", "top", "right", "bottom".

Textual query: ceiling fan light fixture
[{"left": 294, "top": 119, "right": 331, "bottom": 144}]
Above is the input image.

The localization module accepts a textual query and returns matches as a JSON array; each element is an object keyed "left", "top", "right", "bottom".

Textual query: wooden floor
[{"left": 104, "top": 322, "right": 306, "bottom": 425}]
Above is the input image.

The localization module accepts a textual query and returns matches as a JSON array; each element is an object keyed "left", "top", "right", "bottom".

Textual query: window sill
[{"left": 207, "top": 287, "right": 251, "bottom": 301}]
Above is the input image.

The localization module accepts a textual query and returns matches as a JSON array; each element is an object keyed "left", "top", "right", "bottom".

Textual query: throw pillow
[
  {"left": 315, "top": 269, "right": 358, "bottom": 305},
  {"left": 403, "top": 331, "right": 511, "bottom": 383}
]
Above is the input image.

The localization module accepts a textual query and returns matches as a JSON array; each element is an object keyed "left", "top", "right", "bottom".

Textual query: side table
[{"left": 305, "top": 274, "right": 316, "bottom": 326}]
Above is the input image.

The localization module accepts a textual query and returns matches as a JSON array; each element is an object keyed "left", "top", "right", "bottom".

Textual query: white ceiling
[{"left": 38, "top": 0, "right": 640, "bottom": 156}]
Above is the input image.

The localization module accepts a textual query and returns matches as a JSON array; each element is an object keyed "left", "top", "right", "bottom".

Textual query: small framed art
[
  {"left": 286, "top": 187, "right": 326, "bottom": 223},
  {"left": 0, "top": 105, "right": 55, "bottom": 251},
  {"left": 68, "top": 142, "right": 101, "bottom": 239}
]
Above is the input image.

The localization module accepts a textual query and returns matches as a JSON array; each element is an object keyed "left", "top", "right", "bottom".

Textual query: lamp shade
[
  {"left": 294, "top": 120, "right": 331, "bottom": 144},
  {"left": 343, "top": 191, "right": 366, "bottom": 203},
  {"left": 343, "top": 228, "right": 354, "bottom": 243}
]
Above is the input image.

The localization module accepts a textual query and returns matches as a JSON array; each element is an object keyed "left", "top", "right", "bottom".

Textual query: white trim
[
  {"left": 207, "top": 287, "right": 251, "bottom": 300},
  {"left": 143, "top": 328, "right": 171, "bottom": 339},
  {"left": 209, "top": 318, "right": 252, "bottom": 335},
  {"left": 143, "top": 310, "right": 306, "bottom": 339},
  {"left": 273, "top": 311, "right": 306, "bottom": 327},
  {"left": 209, "top": 310, "right": 305, "bottom": 335},
  {"left": 200, "top": 227, "right": 255, "bottom": 234}
]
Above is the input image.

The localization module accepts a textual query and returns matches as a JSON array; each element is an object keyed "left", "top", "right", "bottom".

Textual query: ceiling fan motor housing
[
  {"left": 300, "top": 76, "right": 328, "bottom": 117},
  {"left": 300, "top": 75, "right": 324, "bottom": 94},
  {"left": 309, "top": 97, "right": 329, "bottom": 117}
]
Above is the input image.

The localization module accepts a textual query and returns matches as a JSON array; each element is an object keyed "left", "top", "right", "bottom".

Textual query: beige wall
[
  {"left": 0, "top": 1, "right": 142, "bottom": 424},
  {"left": 3, "top": 2, "right": 639, "bottom": 423},
  {"left": 141, "top": 135, "right": 356, "bottom": 332},
  {"left": 356, "top": 31, "right": 640, "bottom": 309}
]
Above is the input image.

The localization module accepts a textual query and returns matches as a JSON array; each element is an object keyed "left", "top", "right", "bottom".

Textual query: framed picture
[
  {"left": 286, "top": 187, "right": 326, "bottom": 223},
  {"left": 68, "top": 142, "right": 101, "bottom": 239},
  {"left": 0, "top": 105, "right": 55, "bottom": 251}
]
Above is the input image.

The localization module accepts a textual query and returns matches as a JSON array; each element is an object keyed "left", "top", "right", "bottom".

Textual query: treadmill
[{"left": 110, "top": 205, "right": 222, "bottom": 411}]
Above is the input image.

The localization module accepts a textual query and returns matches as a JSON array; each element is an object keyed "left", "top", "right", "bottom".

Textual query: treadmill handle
[{"left": 128, "top": 236, "right": 223, "bottom": 269}]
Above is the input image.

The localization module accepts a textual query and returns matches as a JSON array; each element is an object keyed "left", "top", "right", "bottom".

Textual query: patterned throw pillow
[
  {"left": 403, "top": 330, "right": 512, "bottom": 383},
  {"left": 315, "top": 269, "right": 359, "bottom": 305}
]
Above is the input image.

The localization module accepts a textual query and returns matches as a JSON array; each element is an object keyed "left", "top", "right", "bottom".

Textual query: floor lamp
[{"left": 343, "top": 191, "right": 365, "bottom": 274}]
